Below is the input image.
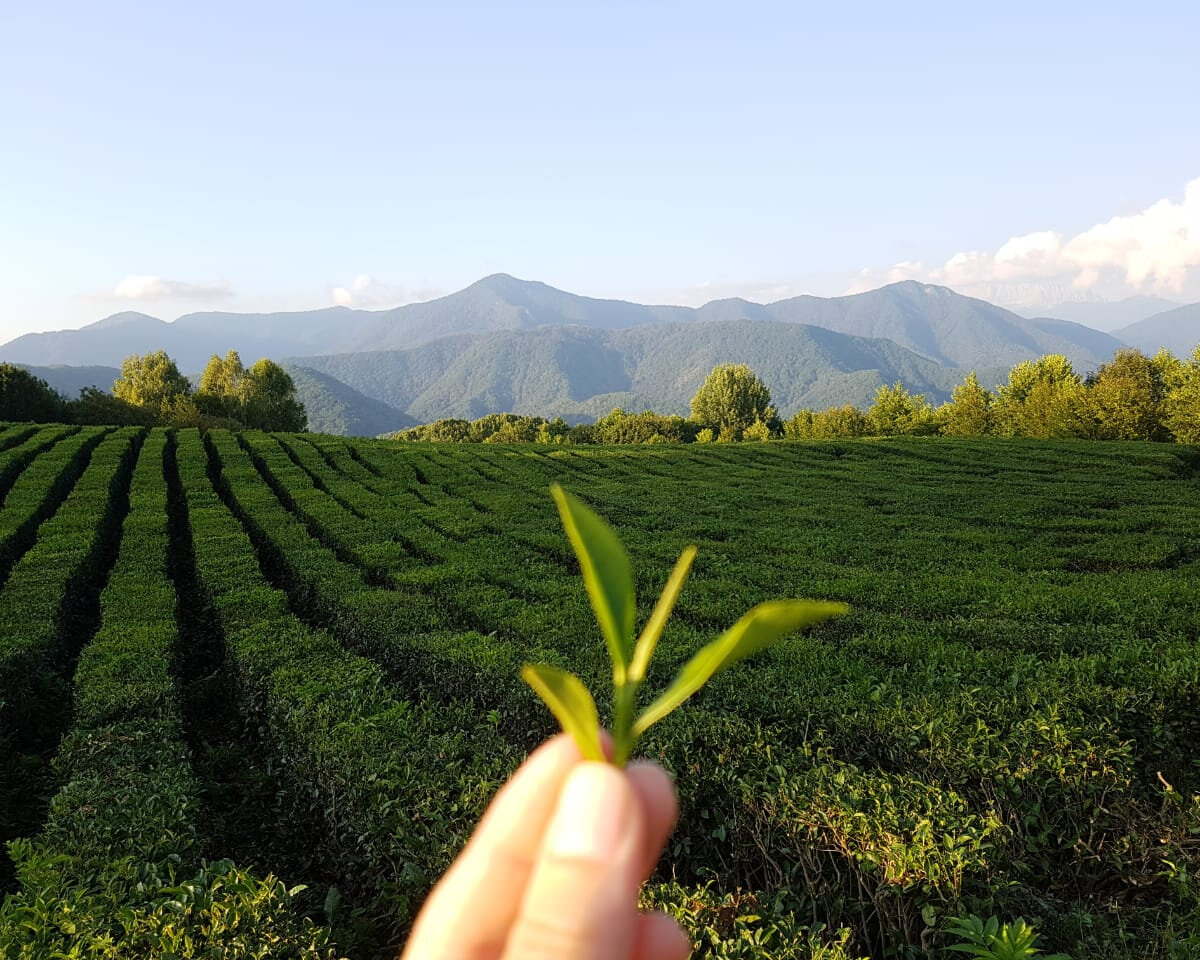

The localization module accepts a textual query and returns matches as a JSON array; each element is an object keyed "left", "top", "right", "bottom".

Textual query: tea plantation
[{"left": 0, "top": 422, "right": 1197, "bottom": 959}]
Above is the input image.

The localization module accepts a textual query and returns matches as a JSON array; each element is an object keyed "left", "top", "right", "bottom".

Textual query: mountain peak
[
  {"left": 879, "top": 279, "right": 956, "bottom": 297},
  {"left": 88, "top": 311, "right": 165, "bottom": 330},
  {"left": 466, "top": 273, "right": 565, "bottom": 300}
]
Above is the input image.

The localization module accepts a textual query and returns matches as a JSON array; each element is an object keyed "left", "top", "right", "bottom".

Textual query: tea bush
[{"left": 0, "top": 425, "right": 1198, "bottom": 957}]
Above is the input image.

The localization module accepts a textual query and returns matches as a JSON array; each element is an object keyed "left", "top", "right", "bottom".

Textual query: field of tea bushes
[{"left": 0, "top": 423, "right": 1197, "bottom": 959}]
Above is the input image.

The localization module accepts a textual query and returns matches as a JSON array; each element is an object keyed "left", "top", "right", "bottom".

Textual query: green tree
[
  {"left": 112, "top": 351, "right": 191, "bottom": 415},
  {"left": 940, "top": 371, "right": 994, "bottom": 436},
  {"left": 1085, "top": 347, "right": 1167, "bottom": 441},
  {"left": 1163, "top": 346, "right": 1200, "bottom": 443},
  {"left": 241, "top": 359, "right": 307, "bottom": 432},
  {"left": 0, "top": 364, "right": 65, "bottom": 422},
  {"left": 867, "top": 382, "right": 939, "bottom": 436},
  {"left": 743, "top": 417, "right": 772, "bottom": 441},
  {"left": 1152, "top": 347, "right": 1185, "bottom": 392},
  {"left": 783, "top": 409, "right": 814, "bottom": 439},
  {"left": 812, "top": 404, "right": 869, "bottom": 438},
  {"left": 67, "top": 386, "right": 158, "bottom": 426},
  {"left": 787, "top": 405, "right": 870, "bottom": 438},
  {"left": 196, "top": 350, "right": 249, "bottom": 420},
  {"left": 536, "top": 417, "right": 572, "bottom": 444},
  {"left": 994, "top": 354, "right": 1086, "bottom": 438},
  {"left": 594, "top": 408, "right": 696, "bottom": 444},
  {"left": 689, "top": 364, "right": 778, "bottom": 441}
]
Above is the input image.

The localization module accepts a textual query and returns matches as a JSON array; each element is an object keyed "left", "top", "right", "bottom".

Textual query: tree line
[
  {"left": 0, "top": 350, "right": 306, "bottom": 431},
  {"left": 396, "top": 344, "right": 1200, "bottom": 444}
]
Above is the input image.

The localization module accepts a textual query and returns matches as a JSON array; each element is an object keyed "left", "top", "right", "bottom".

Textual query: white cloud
[
  {"left": 111, "top": 274, "right": 233, "bottom": 302},
  {"left": 330, "top": 274, "right": 444, "bottom": 309},
  {"left": 852, "top": 176, "right": 1200, "bottom": 308}
]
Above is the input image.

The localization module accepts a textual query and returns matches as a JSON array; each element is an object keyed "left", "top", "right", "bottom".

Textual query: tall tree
[
  {"left": 940, "top": 371, "right": 993, "bottom": 436},
  {"left": 197, "top": 350, "right": 249, "bottom": 419},
  {"left": 689, "top": 364, "right": 777, "bottom": 441},
  {"left": 1163, "top": 346, "right": 1200, "bottom": 443},
  {"left": 241, "top": 359, "right": 307, "bottom": 432},
  {"left": 994, "top": 354, "right": 1086, "bottom": 438},
  {"left": 112, "top": 351, "right": 191, "bottom": 415},
  {"left": 1086, "top": 348, "right": 1167, "bottom": 441},
  {"left": 0, "top": 364, "right": 65, "bottom": 422},
  {"left": 867, "top": 382, "right": 939, "bottom": 436}
]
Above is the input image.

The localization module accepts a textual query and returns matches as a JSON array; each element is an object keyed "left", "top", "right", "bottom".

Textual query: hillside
[
  {"left": 295, "top": 320, "right": 983, "bottom": 421},
  {"left": 2, "top": 276, "right": 1120, "bottom": 374},
  {"left": 18, "top": 364, "right": 120, "bottom": 398},
  {"left": 1114, "top": 302, "right": 1200, "bottom": 356},
  {"left": 284, "top": 365, "right": 416, "bottom": 437}
]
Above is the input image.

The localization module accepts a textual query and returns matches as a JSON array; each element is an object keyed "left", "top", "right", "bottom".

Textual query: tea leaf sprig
[{"left": 521, "top": 485, "right": 849, "bottom": 766}]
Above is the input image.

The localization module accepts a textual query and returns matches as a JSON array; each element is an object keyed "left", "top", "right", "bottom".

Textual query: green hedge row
[
  {"left": 175, "top": 429, "right": 517, "bottom": 951},
  {"left": 0, "top": 426, "right": 96, "bottom": 571},
  {"left": 210, "top": 431, "right": 544, "bottom": 717},
  {"left": 0, "top": 427, "right": 136, "bottom": 747},
  {"left": 0, "top": 429, "right": 339, "bottom": 958},
  {"left": 0, "top": 426, "right": 39, "bottom": 457}
]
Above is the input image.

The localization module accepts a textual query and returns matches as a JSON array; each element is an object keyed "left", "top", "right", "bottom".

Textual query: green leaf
[
  {"left": 633, "top": 600, "right": 848, "bottom": 735},
  {"left": 521, "top": 663, "right": 605, "bottom": 762},
  {"left": 550, "top": 484, "right": 635, "bottom": 675},
  {"left": 629, "top": 545, "right": 698, "bottom": 683},
  {"left": 323, "top": 886, "right": 341, "bottom": 922}
]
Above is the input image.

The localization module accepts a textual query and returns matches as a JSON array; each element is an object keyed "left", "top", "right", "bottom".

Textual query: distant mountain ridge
[
  {"left": 13, "top": 274, "right": 1191, "bottom": 435},
  {"left": 1115, "top": 303, "right": 1200, "bottom": 357},
  {"left": 2, "top": 275, "right": 1122, "bottom": 372}
]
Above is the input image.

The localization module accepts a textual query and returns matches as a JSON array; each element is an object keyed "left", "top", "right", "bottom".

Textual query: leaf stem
[{"left": 612, "top": 678, "right": 638, "bottom": 766}]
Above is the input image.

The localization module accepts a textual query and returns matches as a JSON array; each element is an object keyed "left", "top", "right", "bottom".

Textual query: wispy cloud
[
  {"left": 851, "top": 176, "right": 1200, "bottom": 307},
  {"left": 110, "top": 274, "right": 234, "bottom": 302},
  {"left": 330, "top": 274, "right": 444, "bottom": 309}
]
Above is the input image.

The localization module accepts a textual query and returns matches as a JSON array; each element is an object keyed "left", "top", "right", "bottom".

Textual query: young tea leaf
[
  {"left": 628, "top": 545, "right": 698, "bottom": 684},
  {"left": 521, "top": 663, "right": 605, "bottom": 762},
  {"left": 633, "top": 600, "right": 848, "bottom": 735},
  {"left": 550, "top": 484, "right": 635, "bottom": 675}
]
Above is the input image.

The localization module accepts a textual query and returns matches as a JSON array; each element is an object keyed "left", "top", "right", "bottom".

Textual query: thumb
[{"left": 502, "top": 762, "right": 644, "bottom": 960}]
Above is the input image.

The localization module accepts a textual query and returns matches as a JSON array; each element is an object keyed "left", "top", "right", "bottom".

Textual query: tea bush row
[
  {"left": 174, "top": 429, "right": 518, "bottom": 951},
  {"left": 0, "top": 430, "right": 339, "bottom": 958},
  {"left": 0, "top": 427, "right": 138, "bottom": 749}
]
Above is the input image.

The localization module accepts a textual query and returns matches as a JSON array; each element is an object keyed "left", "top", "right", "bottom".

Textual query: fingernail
[{"left": 547, "top": 763, "right": 633, "bottom": 860}]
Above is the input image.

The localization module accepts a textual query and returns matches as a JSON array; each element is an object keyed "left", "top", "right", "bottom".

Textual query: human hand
[{"left": 401, "top": 734, "right": 690, "bottom": 960}]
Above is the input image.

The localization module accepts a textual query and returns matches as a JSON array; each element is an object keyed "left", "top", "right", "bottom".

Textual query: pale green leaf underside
[
  {"left": 521, "top": 663, "right": 605, "bottom": 762},
  {"left": 633, "top": 599, "right": 849, "bottom": 736},
  {"left": 550, "top": 484, "right": 635, "bottom": 673},
  {"left": 629, "top": 545, "right": 698, "bottom": 683}
]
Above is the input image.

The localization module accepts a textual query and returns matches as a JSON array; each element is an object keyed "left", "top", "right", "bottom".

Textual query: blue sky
[{"left": 2, "top": 0, "right": 1198, "bottom": 338}]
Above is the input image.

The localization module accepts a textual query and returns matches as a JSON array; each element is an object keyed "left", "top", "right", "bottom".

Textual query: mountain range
[{"left": 4, "top": 276, "right": 1196, "bottom": 435}]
